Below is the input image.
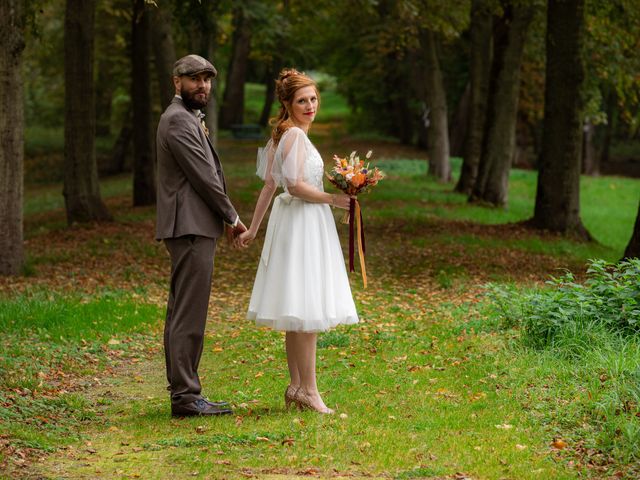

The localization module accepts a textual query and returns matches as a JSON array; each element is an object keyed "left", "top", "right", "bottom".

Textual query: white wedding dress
[{"left": 247, "top": 127, "right": 359, "bottom": 332}]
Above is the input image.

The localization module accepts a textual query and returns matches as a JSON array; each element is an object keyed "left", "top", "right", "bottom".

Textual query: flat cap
[{"left": 173, "top": 54, "right": 217, "bottom": 78}]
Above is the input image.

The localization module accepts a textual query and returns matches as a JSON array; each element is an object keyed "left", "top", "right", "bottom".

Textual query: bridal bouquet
[
  {"left": 325, "top": 150, "right": 384, "bottom": 288},
  {"left": 325, "top": 150, "right": 385, "bottom": 196}
]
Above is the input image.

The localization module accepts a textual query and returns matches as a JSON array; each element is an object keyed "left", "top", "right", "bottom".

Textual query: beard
[{"left": 181, "top": 87, "right": 209, "bottom": 110}]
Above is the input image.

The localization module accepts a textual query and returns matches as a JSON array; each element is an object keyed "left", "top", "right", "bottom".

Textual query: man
[{"left": 156, "top": 54, "right": 246, "bottom": 417}]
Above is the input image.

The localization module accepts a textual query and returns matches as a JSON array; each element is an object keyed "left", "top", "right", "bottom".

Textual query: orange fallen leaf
[{"left": 551, "top": 439, "right": 568, "bottom": 449}]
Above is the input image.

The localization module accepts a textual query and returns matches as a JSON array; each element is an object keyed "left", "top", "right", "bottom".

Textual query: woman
[{"left": 237, "top": 69, "right": 358, "bottom": 414}]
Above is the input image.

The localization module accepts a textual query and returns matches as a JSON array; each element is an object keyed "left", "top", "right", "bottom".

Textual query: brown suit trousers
[{"left": 163, "top": 235, "right": 216, "bottom": 405}]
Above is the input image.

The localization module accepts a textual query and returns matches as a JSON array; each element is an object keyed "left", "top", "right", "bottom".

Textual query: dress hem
[{"left": 248, "top": 311, "right": 359, "bottom": 333}]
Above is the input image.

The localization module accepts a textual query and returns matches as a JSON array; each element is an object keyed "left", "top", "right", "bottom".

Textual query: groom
[{"left": 156, "top": 54, "right": 246, "bottom": 417}]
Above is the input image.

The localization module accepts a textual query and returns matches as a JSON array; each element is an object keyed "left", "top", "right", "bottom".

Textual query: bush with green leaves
[{"left": 490, "top": 258, "right": 640, "bottom": 349}]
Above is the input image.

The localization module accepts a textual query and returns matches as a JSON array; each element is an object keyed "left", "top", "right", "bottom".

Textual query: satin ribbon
[{"left": 348, "top": 198, "right": 367, "bottom": 288}]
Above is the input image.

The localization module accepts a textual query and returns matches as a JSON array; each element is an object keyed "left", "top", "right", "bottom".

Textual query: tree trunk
[
  {"left": 95, "top": 55, "right": 114, "bottom": 136},
  {"left": 198, "top": 33, "right": 220, "bottom": 147},
  {"left": 623, "top": 200, "right": 640, "bottom": 260},
  {"left": 150, "top": 5, "right": 176, "bottom": 111},
  {"left": 470, "top": 3, "right": 534, "bottom": 206},
  {"left": 599, "top": 88, "right": 617, "bottom": 165},
  {"left": 421, "top": 29, "right": 451, "bottom": 182},
  {"left": 582, "top": 118, "right": 599, "bottom": 176},
  {"left": 104, "top": 110, "right": 132, "bottom": 175},
  {"left": 132, "top": 0, "right": 155, "bottom": 206},
  {"left": 219, "top": 5, "right": 251, "bottom": 129},
  {"left": 530, "top": 0, "right": 590, "bottom": 238},
  {"left": 449, "top": 82, "right": 470, "bottom": 157},
  {"left": 455, "top": 0, "right": 492, "bottom": 194},
  {"left": 259, "top": 63, "right": 279, "bottom": 127},
  {"left": 63, "top": 0, "right": 111, "bottom": 225},
  {"left": 0, "top": 0, "right": 26, "bottom": 275}
]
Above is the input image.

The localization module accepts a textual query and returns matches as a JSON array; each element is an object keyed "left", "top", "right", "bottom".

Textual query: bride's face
[{"left": 289, "top": 86, "right": 318, "bottom": 128}]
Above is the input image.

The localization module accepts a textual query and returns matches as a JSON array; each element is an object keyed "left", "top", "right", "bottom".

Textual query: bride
[{"left": 236, "top": 68, "right": 358, "bottom": 414}]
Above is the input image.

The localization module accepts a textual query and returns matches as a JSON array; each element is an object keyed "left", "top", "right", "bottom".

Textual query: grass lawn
[{"left": 3, "top": 90, "right": 640, "bottom": 478}]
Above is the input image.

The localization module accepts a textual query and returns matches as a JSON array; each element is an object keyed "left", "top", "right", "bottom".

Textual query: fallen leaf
[{"left": 551, "top": 439, "right": 568, "bottom": 449}]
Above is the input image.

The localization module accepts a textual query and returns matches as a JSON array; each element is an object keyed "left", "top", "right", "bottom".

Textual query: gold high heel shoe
[
  {"left": 294, "top": 388, "right": 335, "bottom": 414},
  {"left": 284, "top": 385, "right": 299, "bottom": 410}
]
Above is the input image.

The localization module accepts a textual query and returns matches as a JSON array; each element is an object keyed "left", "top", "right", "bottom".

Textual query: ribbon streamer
[{"left": 348, "top": 198, "right": 367, "bottom": 288}]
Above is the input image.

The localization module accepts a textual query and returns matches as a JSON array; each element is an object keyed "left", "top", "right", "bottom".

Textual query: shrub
[{"left": 489, "top": 258, "right": 640, "bottom": 349}]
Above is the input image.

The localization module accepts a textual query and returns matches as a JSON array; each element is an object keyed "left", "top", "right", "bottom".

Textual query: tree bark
[
  {"left": 150, "top": 5, "right": 176, "bottom": 111},
  {"left": 421, "top": 29, "right": 451, "bottom": 182},
  {"left": 219, "top": 5, "right": 251, "bottom": 129},
  {"left": 0, "top": 0, "right": 26, "bottom": 275},
  {"left": 132, "top": 0, "right": 155, "bottom": 206},
  {"left": 599, "top": 88, "right": 617, "bottom": 166},
  {"left": 455, "top": 0, "right": 492, "bottom": 194},
  {"left": 95, "top": 55, "right": 114, "bottom": 137},
  {"left": 582, "top": 118, "right": 599, "bottom": 176},
  {"left": 470, "top": 3, "right": 534, "bottom": 206},
  {"left": 449, "top": 82, "right": 470, "bottom": 157},
  {"left": 623, "top": 200, "right": 640, "bottom": 260},
  {"left": 260, "top": 62, "right": 280, "bottom": 127},
  {"left": 197, "top": 32, "right": 220, "bottom": 147},
  {"left": 63, "top": 0, "right": 112, "bottom": 225},
  {"left": 530, "top": 0, "right": 590, "bottom": 238}
]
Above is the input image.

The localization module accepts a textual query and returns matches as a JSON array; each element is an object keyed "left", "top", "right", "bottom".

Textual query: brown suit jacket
[{"left": 155, "top": 97, "right": 237, "bottom": 240}]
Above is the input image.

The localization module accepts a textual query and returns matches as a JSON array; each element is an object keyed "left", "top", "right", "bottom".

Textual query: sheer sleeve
[
  {"left": 272, "top": 127, "right": 307, "bottom": 188},
  {"left": 256, "top": 139, "right": 275, "bottom": 181}
]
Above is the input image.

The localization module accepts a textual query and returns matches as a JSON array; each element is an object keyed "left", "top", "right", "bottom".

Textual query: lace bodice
[{"left": 301, "top": 139, "right": 325, "bottom": 191}]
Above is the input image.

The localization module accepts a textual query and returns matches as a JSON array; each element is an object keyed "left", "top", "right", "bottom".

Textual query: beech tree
[
  {"left": 150, "top": 4, "right": 176, "bottom": 111},
  {"left": 623, "top": 201, "right": 640, "bottom": 260},
  {"left": 0, "top": 0, "right": 27, "bottom": 275},
  {"left": 131, "top": 0, "right": 155, "bottom": 206},
  {"left": 63, "top": 0, "right": 111, "bottom": 224},
  {"left": 219, "top": 3, "right": 252, "bottom": 129},
  {"left": 470, "top": 1, "right": 535, "bottom": 206},
  {"left": 420, "top": 28, "right": 450, "bottom": 182},
  {"left": 530, "top": 0, "right": 590, "bottom": 237},
  {"left": 455, "top": 0, "right": 493, "bottom": 194}
]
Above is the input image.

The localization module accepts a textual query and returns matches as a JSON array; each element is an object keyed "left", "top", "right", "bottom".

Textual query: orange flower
[{"left": 351, "top": 172, "right": 366, "bottom": 187}]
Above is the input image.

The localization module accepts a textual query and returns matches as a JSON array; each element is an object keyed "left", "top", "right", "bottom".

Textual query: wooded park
[{"left": 1, "top": 0, "right": 640, "bottom": 479}]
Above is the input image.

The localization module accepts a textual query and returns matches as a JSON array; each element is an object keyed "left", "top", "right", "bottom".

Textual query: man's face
[{"left": 174, "top": 72, "right": 212, "bottom": 109}]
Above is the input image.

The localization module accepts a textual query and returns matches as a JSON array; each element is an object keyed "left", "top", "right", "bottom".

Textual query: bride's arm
[
  {"left": 237, "top": 179, "right": 278, "bottom": 247},
  {"left": 288, "top": 181, "right": 350, "bottom": 209}
]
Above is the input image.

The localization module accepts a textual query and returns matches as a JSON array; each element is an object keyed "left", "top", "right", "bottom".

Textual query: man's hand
[{"left": 226, "top": 220, "right": 248, "bottom": 249}]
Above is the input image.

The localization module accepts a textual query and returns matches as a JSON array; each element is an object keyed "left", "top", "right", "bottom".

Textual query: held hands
[
  {"left": 235, "top": 229, "right": 256, "bottom": 249},
  {"left": 225, "top": 220, "right": 248, "bottom": 249}
]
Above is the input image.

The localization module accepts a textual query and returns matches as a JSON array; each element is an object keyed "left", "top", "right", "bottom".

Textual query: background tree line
[{"left": 1, "top": 0, "right": 639, "bottom": 275}]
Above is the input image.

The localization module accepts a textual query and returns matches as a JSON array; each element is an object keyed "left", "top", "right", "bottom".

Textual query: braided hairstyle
[{"left": 270, "top": 68, "right": 320, "bottom": 145}]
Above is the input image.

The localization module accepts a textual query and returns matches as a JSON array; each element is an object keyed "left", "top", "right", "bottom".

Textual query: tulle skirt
[{"left": 247, "top": 193, "right": 359, "bottom": 332}]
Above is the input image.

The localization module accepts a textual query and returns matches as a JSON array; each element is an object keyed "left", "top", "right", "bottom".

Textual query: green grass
[
  {"left": 0, "top": 289, "right": 163, "bottom": 460},
  {"left": 370, "top": 158, "right": 638, "bottom": 259},
  {"left": 26, "top": 294, "right": 579, "bottom": 479}
]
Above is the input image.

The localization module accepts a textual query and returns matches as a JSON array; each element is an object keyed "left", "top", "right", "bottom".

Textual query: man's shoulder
[{"left": 161, "top": 102, "right": 196, "bottom": 130}]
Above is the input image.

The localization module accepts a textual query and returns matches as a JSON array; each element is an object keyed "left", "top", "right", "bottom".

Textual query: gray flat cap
[{"left": 173, "top": 54, "right": 217, "bottom": 78}]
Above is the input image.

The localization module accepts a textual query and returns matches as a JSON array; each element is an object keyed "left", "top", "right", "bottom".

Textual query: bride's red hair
[{"left": 270, "top": 68, "right": 320, "bottom": 145}]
